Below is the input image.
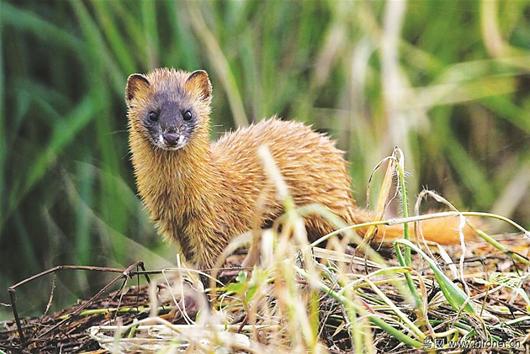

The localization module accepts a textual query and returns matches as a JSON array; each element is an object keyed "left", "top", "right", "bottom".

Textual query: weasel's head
[{"left": 125, "top": 68, "right": 212, "bottom": 151}]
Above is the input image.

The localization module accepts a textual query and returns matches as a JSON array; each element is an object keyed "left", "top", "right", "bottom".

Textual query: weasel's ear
[
  {"left": 125, "top": 74, "right": 150, "bottom": 104},
  {"left": 185, "top": 70, "right": 212, "bottom": 101}
]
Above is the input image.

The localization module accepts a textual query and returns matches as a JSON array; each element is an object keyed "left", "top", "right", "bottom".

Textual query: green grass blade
[
  {"left": 6, "top": 96, "right": 96, "bottom": 223},
  {"left": 1, "top": 2, "right": 83, "bottom": 52},
  {"left": 393, "top": 239, "right": 476, "bottom": 315}
]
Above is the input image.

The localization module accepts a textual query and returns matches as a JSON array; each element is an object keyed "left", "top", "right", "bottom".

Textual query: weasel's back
[{"left": 212, "top": 118, "right": 356, "bottom": 232}]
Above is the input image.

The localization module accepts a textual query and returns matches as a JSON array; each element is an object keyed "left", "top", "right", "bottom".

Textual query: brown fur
[{"left": 127, "top": 68, "right": 472, "bottom": 268}]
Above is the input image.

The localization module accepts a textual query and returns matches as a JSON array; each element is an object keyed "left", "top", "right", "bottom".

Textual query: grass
[
  {"left": 0, "top": 0, "right": 529, "bottom": 328},
  {"left": 3, "top": 146, "right": 526, "bottom": 352}
]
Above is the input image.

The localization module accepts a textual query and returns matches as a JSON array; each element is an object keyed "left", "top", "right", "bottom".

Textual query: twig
[
  {"left": 7, "top": 262, "right": 147, "bottom": 348},
  {"left": 35, "top": 262, "right": 144, "bottom": 340}
]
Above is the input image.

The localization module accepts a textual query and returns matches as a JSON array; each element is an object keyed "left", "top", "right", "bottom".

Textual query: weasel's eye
[
  {"left": 183, "top": 110, "right": 193, "bottom": 121},
  {"left": 148, "top": 111, "right": 159, "bottom": 122}
]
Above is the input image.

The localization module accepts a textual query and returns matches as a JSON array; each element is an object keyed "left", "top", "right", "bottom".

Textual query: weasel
[{"left": 126, "top": 68, "right": 471, "bottom": 268}]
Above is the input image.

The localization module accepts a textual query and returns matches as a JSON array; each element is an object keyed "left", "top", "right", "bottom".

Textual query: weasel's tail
[{"left": 351, "top": 208, "right": 475, "bottom": 245}]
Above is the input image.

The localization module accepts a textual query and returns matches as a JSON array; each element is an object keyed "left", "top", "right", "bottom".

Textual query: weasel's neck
[{"left": 130, "top": 126, "right": 220, "bottom": 224}]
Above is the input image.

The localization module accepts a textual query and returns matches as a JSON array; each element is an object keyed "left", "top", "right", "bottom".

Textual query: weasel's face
[
  {"left": 139, "top": 94, "right": 197, "bottom": 151},
  {"left": 125, "top": 69, "right": 212, "bottom": 151}
]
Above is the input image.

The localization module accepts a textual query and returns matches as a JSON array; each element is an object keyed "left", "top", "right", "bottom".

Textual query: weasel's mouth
[{"left": 156, "top": 134, "right": 187, "bottom": 151}]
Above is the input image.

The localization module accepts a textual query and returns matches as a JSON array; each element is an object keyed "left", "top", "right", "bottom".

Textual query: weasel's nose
[{"left": 162, "top": 132, "right": 180, "bottom": 146}]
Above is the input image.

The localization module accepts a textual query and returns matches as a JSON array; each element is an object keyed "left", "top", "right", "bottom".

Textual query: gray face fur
[{"left": 141, "top": 91, "right": 197, "bottom": 151}]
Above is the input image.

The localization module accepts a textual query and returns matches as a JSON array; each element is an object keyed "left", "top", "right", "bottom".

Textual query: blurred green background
[{"left": 1, "top": 0, "right": 529, "bottom": 318}]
